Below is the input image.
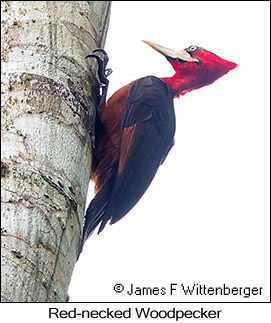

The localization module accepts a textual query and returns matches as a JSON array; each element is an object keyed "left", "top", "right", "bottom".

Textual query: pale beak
[{"left": 142, "top": 40, "right": 198, "bottom": 62}]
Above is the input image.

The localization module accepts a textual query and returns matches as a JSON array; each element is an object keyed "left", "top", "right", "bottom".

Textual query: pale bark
[{"left": 1, "top": 1, "right": 111, "bottom": 302}]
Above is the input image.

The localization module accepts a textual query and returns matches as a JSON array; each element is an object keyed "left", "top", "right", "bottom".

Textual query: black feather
[{"left": 82, "top": 76, "right": 175, "bottom": 247}]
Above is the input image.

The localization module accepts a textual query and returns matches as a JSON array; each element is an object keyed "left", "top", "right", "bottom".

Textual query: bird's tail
[
  {"left": 82, "top": 181, "right": 110, "bottom": 242},
  {"left": 82, "top": 193, "right": 108, "bottom": 243},
  {"left": 77, "top": 174, "right": 115, "bottom": 259}
]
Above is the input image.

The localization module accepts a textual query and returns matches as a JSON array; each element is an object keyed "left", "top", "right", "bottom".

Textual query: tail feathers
[
  {"left": 77, "top": 192, "right": 109, "bottom": 260},
  {"left": 97, "top": 215, "right": 110, "bottom": 234},
  {"left": 81, "top": 173, "right": 116, "bottom": 246},
  {"left": 82, "top": 198, "right": 107, "bottom": 243},
  {"left": 77, "top": 167, "right": 118, "bottom": 260}
]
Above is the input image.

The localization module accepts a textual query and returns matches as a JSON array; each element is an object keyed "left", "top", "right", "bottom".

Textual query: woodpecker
[{"left": 82, "top": 41, "right": 237, "bottom": 247}]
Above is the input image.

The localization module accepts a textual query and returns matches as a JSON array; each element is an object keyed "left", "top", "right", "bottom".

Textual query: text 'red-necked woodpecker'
[{"left": 81, "top": 41, "right": 237, "bottom": 248}]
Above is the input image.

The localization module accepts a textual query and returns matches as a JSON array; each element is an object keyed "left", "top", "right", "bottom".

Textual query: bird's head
[{"left": 142, "top": 40, "right": 237, "bottom": 97}]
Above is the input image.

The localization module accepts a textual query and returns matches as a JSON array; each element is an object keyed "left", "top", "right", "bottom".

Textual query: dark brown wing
[
  {"left": 97, "top": 76, "right": 176, "bottom": 233},
  {"left": 82, "top": 76, "right": 176, "bottom": 242}
]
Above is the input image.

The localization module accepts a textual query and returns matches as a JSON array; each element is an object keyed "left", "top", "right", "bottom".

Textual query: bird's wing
[{"left": 98, "top": 76, "right": 176, "bottom": 233}]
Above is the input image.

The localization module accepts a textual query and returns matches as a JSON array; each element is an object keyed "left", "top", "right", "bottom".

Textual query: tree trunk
[{"left": 1, "top": 1, "right": 111, "bottom": 302}]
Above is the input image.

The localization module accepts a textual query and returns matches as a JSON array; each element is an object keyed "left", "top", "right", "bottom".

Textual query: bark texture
[{"left": 1, "top": 1, "right": 111, "bottom": 302}]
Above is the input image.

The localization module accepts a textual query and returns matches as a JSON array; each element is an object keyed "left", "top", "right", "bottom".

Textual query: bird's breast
[{"left": 91, "top": 81, "right": 135, "bottom": 192}]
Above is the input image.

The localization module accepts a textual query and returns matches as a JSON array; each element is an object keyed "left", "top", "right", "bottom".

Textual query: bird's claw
[
  {"left": 86, "top": 48, "right": 112, "bottom": 104},
  {"left": 105, "top": 68, "right": 113, "bottom": 77}
]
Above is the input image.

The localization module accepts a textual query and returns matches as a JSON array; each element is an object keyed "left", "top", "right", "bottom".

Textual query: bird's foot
[{"left": 86, "top": 48, "right": 112, "bottom": 104}]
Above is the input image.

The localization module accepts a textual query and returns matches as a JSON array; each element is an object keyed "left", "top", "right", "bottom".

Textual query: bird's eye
[{"left": 189, "top": 45, "right": 197, "bottom": 52}]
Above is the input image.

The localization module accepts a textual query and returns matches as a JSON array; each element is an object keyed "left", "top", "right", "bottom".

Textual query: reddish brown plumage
[
  {"left": 118, "top": 124, "right": 137, "bottom": 174},
  {"left": 90, "top": 81, "right": 135, "bottom": 193}
]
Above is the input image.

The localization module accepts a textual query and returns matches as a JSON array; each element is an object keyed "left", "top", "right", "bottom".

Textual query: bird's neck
[{"left": 161, "top": 74, "right": 194, "bottom": 97}]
